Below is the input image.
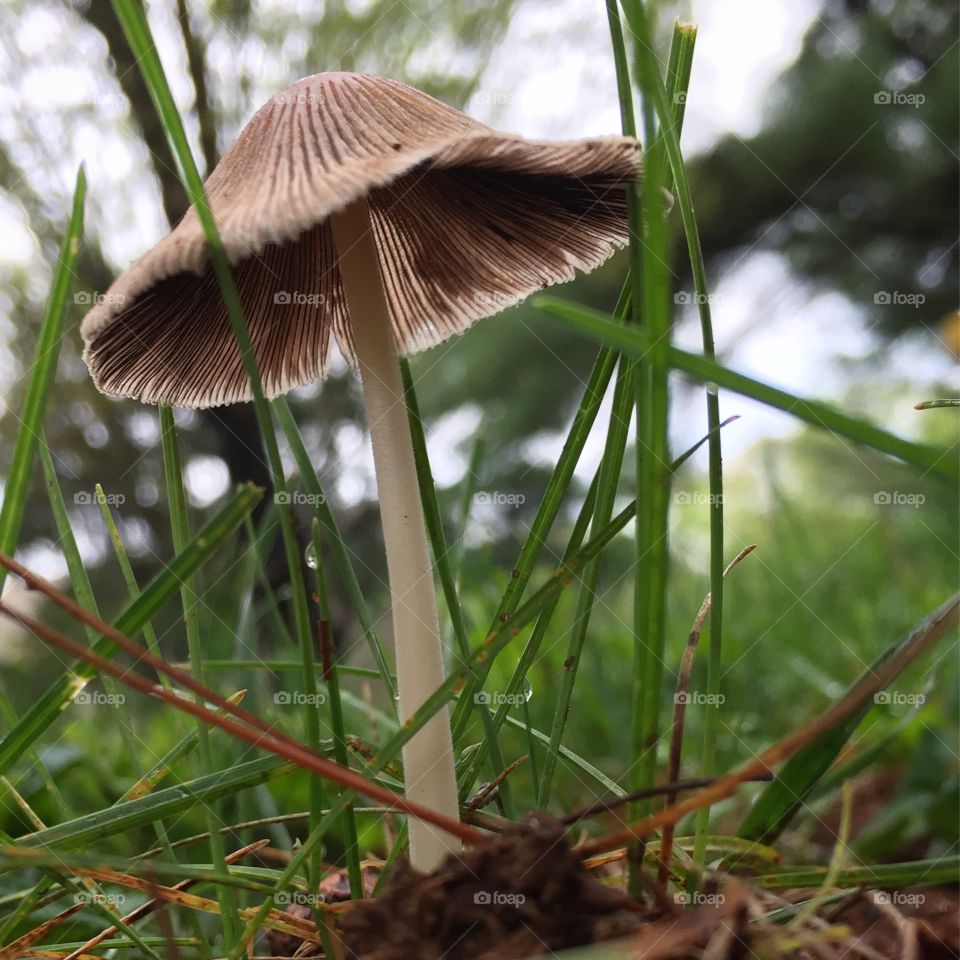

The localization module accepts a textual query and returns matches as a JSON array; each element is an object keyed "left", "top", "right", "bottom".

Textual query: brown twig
[
  {"left": 0, "top": 595, "right": 482, "bottom": 847},
  {"left": 559, "top": 773, "right": 771, "bottom": 826},
  {"left": 62, "top": 841, "right": 269, "bottom": 960},
  {"left": 659, "top": 544, "right": 757, "bottom": 883},
  {"left": 465, "top": 756, "right": 527, "bottom": 814},
  {"left": 580, "top": 593, "right": 959, "bottom": 859}
]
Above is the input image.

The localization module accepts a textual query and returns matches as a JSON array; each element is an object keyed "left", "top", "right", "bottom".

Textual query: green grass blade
[
  {"left": 400, "top": 360, "right": 512, "bottom": 812},
  {"left": 537, "top": 297, "right": 957, "bottom": 480},
  {"left": 19, "top": 757, "right": 294, "bottom": 852},
  {"left": 0, "top": 166, "right": 85, "bottom": 592},
  {"left": 94, "top": 483, "right": 173, "bottom": 695},
  {"left": 738, "top": 615, "right": 957, "bottom": 844},
  {"left": 754, "top": 855, "right": 959, "bottom": 890},
  {"left": 538, "top": 360, "right": 634, "bottom": 805},
  {"left": 308, "top": 520, "right": 362, "bottom": 898},
  {"left": 158, "top": 406, "right": 239, "bottom": 945},
  {"left": 451, "top": 306, "right": 623, "bottom": 744},
  {"left": 230, "top": 499, "right": 639, "bottom": 956},
  {"left": 0, "top": 483, "right": 260, "bottom": 777},
  {"left": 273, "top": 396, "right": 396, "bottom": 699},
  {"left": 457, "top": 474, "right": 600, "bottom": 797},
  {"left": 451, "top": 435, "right": 485, "bottom": 586}
]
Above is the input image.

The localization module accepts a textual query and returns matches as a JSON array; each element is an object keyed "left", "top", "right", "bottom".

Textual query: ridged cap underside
[{"left": 81, "top": 73, "right": 640, "bottom": 408}]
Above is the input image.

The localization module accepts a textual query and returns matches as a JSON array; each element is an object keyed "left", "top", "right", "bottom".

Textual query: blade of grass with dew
[
  {"left": 273, "top": 396, "right": 396, "bottom": 699},
  {"left": 159, "top": 405, "right": 240, "bottom": 946},
  {"left": 537, "top": 358, "right": 634, "bottom": 806},
  {"left": 0, "top": 166, "right": 84, "bottom": 590},
  {"left": 151, "top": 497, "right": 633, "bottom": 955},
  {"left": 308, "top": 519, "right": 362, "bottom": 899},
  {"left": 0, "top": 483, "right": 260, "bottom": 777},
  {"left": 457, "top": 473, "right": 600, "bottom": 799},
  {"left": 458, "top": 413, "right": 734, "bottom": 796},
  {"left": 537, "top": 298, "right": 957, "bottom": 480},
  {"left": 450, "top": 295, "right": 624, "bottom": 746},
  {"left": 400, "top": 360, "right": 513, "bottom": 815}
]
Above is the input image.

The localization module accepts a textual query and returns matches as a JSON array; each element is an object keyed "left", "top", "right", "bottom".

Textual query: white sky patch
[
  {"left": 681, "top": 0, "right": 821, "bottom": 153},
  {"left": 184, "top": 455, "right": 231, "bottom": 508},
  {"left": 426, "top": 405, "right": 483, "bottom": 487},
  {"left": 328, "top": 420, "right": 377, "bottom": 507}
]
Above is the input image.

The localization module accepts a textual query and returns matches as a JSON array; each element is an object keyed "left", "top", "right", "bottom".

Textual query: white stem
[{"left": 329, "top": 198, "right": 461, "bottom": 871}]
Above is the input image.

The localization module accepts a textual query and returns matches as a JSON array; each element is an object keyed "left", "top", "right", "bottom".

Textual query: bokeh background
[{"left": 0, "top": 0, "right": 957, "bottom": 861}]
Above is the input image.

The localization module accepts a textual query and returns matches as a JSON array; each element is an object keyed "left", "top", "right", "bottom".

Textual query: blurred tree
[
  {"left": 0, "top": 0, "right": 955, "bottom": 666},
  {"left": 690, "top": 0, "right": 958, "bottom": 336}
]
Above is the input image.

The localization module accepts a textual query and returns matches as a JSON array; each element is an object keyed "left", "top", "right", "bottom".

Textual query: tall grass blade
[{"left": 0, "top": 166, "right": 85, "bottom": 591}]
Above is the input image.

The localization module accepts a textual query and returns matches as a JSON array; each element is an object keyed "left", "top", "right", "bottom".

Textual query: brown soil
[{"left": 265, "top": 816, "right": 960, "bottom": 959}]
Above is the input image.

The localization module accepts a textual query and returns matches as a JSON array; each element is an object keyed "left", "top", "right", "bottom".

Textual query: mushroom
[{"left": 80, "top": 72, "right": 640, "bottom": 870}]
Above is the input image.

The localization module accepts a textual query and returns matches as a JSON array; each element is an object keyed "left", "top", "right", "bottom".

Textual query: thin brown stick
[
  {"left": 659, "top": 544, "right": 756, "bottom": 883},
  {"left": 0, "top": 901, "right": 84, "bottom": 959},
  {"left": 465, "top": 756, "right": 527, "bottom": 814},
  {"left": 0, "top": 599, "right": 483, "bottom": 847},
  {"left": 559, "top": 773, "right": 771, "bottom": 826},
  {"left": 581, "top": 593, "right": 959, "bottom": 858},
  {"left": 62, "top": 841, "right": 269, "bottom": 960},
  {"left": 0, "top": 550, "right": 305, "bottom": 753}
]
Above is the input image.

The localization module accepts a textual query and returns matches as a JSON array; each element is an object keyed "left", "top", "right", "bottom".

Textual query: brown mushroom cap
[{"left": 81, "top": 72, "right": 640, "bottom": 408}]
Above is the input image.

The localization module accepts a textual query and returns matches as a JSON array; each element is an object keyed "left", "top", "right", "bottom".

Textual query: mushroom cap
[{"left": 81, "top": 72, "right": 641, "bottom": 408}]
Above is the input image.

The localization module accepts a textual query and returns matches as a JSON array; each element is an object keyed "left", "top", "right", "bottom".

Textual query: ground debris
[{"left": 338, "top": 813, "right": 646, "bottom": 959}]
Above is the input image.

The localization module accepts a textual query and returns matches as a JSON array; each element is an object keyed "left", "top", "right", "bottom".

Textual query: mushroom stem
[{"left": 330, "top": 197, "right": 462, "bottom": 871}]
